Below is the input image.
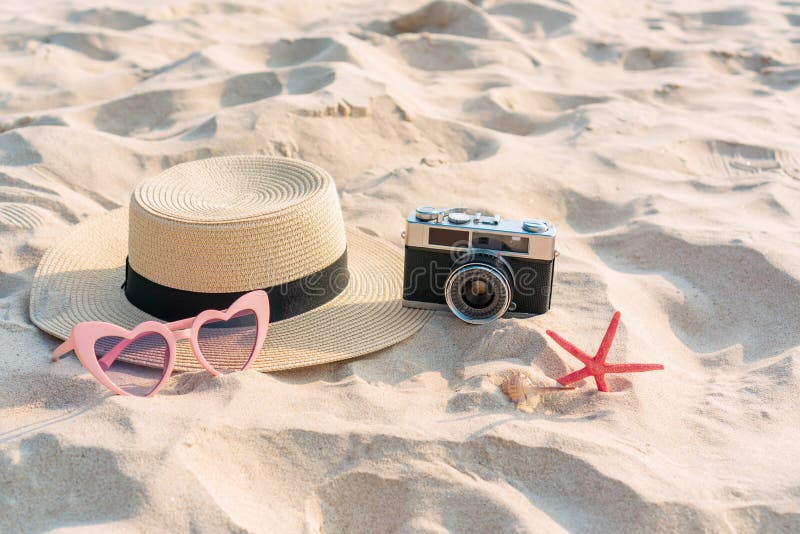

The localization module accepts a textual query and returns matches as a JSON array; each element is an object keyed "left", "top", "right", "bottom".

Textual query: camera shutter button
[{"left": 448, "top": 212, "right": 471, "bottom": 224}]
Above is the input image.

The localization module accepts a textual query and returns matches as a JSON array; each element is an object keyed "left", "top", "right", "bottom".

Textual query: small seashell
[
  {"left": 500, "top": 369, "right": 536, "bottom": 402},
  {"left": 497, "top": 369, "right": 575, "bottom": 413}
]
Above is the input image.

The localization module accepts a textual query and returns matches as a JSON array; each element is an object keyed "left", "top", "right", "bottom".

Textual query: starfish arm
[
  {"left": 595, "top": 311, "right": 621, "bottom": 363},
  {"left": 556, "top": 367, "right": 592, "bottom": 386},
  {"left": 546, "top": 330, "right": 593, "bottom": 364},
  {"left": 594, "top": 374, "right": 609, "bottom": 392},
  {"left": 604, "top": 363, "right": 664, "bottom": 374}
]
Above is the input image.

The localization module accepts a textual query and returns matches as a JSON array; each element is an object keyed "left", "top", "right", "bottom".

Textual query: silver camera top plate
[{"left": 405, "top": 206, "right": 556, "bottom": 262}]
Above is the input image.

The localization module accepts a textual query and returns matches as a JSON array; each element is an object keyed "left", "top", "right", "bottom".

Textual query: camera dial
[
  {"left": 523, "top": 220, "right": 549, "bottom": 233},
  {"left": 445, "top": 252, "right": 514, "bottom": 324},
  {"left": 415, "top": 206, "right": 439, "bottom": 221},
  {"left": 447, "top": 212, "right": 471, "bottom": 224}
]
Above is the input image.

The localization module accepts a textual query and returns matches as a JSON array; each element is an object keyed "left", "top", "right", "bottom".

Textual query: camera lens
[
  {"left": 445, "top": 255, "right": 513, "bottom": 324},
  {"left": 462, "top": 279, "right": 493, "bottom": 308}
]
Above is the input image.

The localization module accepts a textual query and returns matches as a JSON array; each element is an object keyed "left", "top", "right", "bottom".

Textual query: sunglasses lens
[
  {"left": 94, "top": 333, "right": 169, "bottom": 396},
  {"left": 197, "top": 310, "right": 259, "bottom": 373}
]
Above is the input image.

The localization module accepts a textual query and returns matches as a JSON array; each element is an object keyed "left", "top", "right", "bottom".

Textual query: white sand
[{"left": 1, "top": 0, "right": 799, "bottom": 531}]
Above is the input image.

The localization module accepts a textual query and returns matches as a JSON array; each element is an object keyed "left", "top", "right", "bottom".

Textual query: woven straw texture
[
  {"left": 30, "top": 156, "right": 432, "bottom": 372},
  {"left": 129, "top": 156, "right": 346, "bottom": 292}
]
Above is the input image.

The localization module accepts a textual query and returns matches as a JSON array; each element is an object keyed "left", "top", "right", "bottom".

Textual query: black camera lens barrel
[{"left": 444, "top": 253, "right": 514, "bottom": 324}]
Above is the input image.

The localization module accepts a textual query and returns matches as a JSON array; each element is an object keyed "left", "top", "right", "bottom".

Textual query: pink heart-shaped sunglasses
[{"left": 51, "top": 290, "right": 270, "bottom": 397}]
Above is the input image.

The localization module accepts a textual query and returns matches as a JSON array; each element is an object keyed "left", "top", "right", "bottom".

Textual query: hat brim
[{"left": 30, "top": 208, "right": 432, "bottom": 372}]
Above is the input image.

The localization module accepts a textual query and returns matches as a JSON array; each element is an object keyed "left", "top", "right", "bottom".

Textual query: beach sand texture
[{"left": 1, "top": 0, "right": 799, "bottom": 531}]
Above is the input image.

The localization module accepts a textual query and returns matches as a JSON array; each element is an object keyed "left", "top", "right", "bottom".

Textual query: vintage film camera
[{"left": 402, "top": 207, "right": 556, "bottom": 324}]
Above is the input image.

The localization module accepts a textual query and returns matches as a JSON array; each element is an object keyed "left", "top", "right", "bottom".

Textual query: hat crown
[{"left": 128, "top": 156, "right": 346, "bottom": 293}]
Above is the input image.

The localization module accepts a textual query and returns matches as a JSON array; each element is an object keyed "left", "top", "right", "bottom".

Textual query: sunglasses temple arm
[
  {"left": 96, "top": 338, "right": 136, "bottom": 371},
  {"left": 52, "top": 339, "right": 74, "bottom": 362}
]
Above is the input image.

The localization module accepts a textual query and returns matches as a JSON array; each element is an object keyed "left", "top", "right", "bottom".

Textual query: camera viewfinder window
[
  {"left": 472, "top": 232, "right": 529, "bottom": 253},
  {"left": 428, "top": 228, "right": 469, "bottom": 248}
]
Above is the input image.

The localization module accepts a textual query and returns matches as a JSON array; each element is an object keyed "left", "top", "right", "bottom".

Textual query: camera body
[{"left": 402, "top": 207, "right": 556, "bottom": 323}]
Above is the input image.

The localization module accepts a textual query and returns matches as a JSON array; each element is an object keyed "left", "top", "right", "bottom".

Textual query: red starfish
[{"left": 546, "top": 311, "right": 664, "bottom": 392}]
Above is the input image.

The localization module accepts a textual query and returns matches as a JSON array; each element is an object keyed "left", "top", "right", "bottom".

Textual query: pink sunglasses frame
[{"left": 51, "top": 290, "right": 270, "bottom": 397}]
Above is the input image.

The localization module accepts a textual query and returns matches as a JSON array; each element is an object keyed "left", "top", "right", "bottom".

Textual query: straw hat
[{"left": 30, "top": 156, "right": 432, "bottom": 372}]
